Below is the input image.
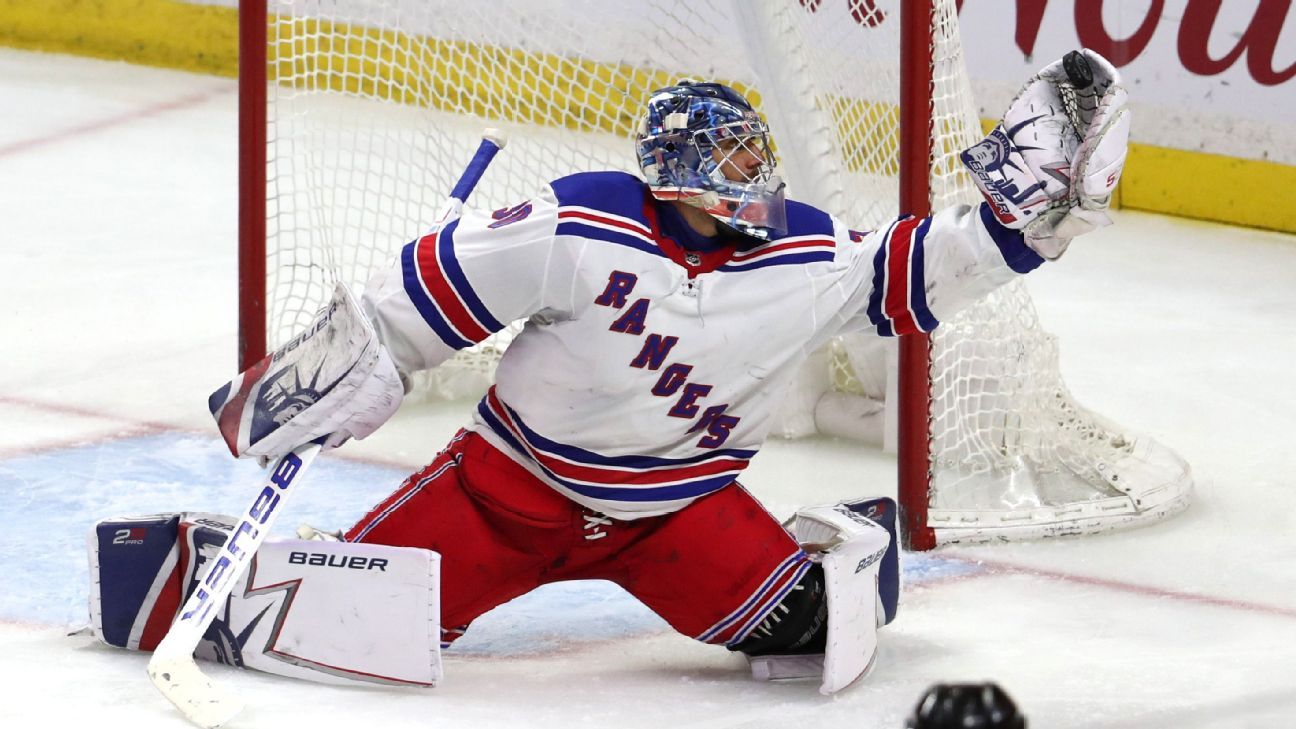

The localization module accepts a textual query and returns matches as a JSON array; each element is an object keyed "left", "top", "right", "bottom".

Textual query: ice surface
[{"left": 2, "top": 48, "right": 1295, "bottom": 727}]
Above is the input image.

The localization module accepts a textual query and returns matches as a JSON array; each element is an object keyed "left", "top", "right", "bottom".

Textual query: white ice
[{"left": 2, "top": 48, "right": 1295, "bottom": 728}]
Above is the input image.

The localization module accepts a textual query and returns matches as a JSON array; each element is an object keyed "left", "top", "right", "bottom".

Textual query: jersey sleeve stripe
[
  {"left": 978, "top": 202, "right": 1045, "bottom": 273},
  {"left": 435, "top": 220, "right": 507, "bottom": 333},
  {"left": 560, "top": 206, "right": 653, "bottom": 236},
  {"left": 865, "top": 218, "right": 904, "bottom": 336},
  {"left": 882, "top": 217, "right": 923, "bottom": 334},
  {"left": 866, "top": 216, "right": 938, "bottom": 336},
  {"left": 400, "top": 236, "right": 474, "bottom": 350},
  {"left": 907, "top": 217, "right": 939, "bottom": 331}
]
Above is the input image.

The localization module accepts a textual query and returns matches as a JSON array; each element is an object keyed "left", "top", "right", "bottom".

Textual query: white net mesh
[{"left": 258, "top": 0, "right": 1191, "bottom": 543}]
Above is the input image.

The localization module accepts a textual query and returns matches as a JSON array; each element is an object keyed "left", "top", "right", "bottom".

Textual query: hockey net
[{"left": 241, "top": 0, "right": 1192, "bottom": 548}]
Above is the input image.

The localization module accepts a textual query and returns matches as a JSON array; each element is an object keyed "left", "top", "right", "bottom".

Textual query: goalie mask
[{"left": 636, "top": 82, "right": 787, "bottom": 240}]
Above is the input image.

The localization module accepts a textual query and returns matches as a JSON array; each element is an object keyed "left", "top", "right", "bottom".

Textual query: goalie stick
[{"left": 147, "top": 130, "right": 508, "bottom": 729}]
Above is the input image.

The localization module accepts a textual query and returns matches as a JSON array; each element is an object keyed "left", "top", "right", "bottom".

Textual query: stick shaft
[
  {"left": 148, "top": 441, "right": 321, "bottom": 727},
  {"left": 433, "top": 132, "right": 507, "bottom": 227}
]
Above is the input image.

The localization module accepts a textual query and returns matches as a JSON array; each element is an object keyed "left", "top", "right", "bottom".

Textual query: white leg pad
[
  {"left": 789, "top": 503, "right": 892, "bottom": 695},
  {"left": 207, "top": 538, "right": 442, "bottom": 687},
  {"left": 819, "top": 524, "right": 888, "bottom": 694},
  {"left": 90, "top": 513, "right": 441, "bottom": 688}
]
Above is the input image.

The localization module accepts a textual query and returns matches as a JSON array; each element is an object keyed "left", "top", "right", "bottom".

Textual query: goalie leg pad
[
  {"left": 211, "top": 538, "right": 441, "bottom": 687},
  {"left": 746, "top": 498, "right": 900, "bottom": 689},
  {"left": 90, "top": 513, "right": 442, "bottom": 687},
  {"left": 841, "top": 496, "right": 899, "bottom": 626},
  {"left": 90, "top": 513, "right": 185, "bottom": 651},
  {"left": 790, "top": 497, "right": 897, "bottom": 694}
]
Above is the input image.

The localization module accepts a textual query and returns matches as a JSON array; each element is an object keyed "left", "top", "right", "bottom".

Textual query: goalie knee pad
[{"left": 90, "top": 512, "right": 442, "bottom": 687}]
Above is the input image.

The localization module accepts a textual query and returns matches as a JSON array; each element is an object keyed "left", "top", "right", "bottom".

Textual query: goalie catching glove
[
  {"left": 209, "top": 282, "right": 405, "bottom": 460},
  {"left": 961, "top": 48, "right": 1130, "bottom": 259}
]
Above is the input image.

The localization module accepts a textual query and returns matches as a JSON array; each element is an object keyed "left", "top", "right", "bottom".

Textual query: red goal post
[
  {"left": 897, "top": 1, "right": 937, "bottom": 550},
  {"left": 237, "top": 0, "right": 1192, "bottom": 550}
]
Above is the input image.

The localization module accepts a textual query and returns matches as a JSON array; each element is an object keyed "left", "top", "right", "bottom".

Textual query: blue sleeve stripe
[
  {"left": 437, "top": 220, "right": 507, "bottom": 332},
  {"left": 979, "top": 203, "right": 1045, "bottom": 273},
  {"left": 401, "top": 239, "right": 473, "bottom": 350}
]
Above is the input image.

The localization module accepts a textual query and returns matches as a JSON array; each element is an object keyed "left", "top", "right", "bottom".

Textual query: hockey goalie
[{"left": 91, "top": 50, "right": 1128, "bottom": 696}]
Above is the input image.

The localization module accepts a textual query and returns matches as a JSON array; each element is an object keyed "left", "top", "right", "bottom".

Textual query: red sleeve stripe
[
  {"left": 410, "top": 229, "right": 494, "bottom": 344},
  {"left": 882, "top": 217, "right": 923, "bottom": 334},
  {"left": 867, "top": 216, "right": 936, "bottom": 336}
]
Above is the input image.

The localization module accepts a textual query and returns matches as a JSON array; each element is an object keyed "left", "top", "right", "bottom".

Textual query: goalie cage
[{"left": 236, "top": 0, "right": 1192, "bottom": 550}]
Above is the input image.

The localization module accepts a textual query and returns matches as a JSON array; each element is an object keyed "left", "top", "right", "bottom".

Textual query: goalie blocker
[{"left": 89, "top": 512, "right": 441, "bottom": 687}]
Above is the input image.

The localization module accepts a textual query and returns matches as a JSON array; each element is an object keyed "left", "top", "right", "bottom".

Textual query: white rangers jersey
[{"left": 363, "top": 171, "right": 1044, "bottom": 519}]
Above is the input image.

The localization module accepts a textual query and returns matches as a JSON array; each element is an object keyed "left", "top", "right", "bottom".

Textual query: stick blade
[{"left": 148, "top": 654, "right": 244, "bottom": 728}]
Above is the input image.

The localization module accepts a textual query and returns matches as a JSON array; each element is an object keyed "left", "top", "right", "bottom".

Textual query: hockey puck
[{"left": 1063, "top": 50, "right": 1093, "bottom": 88}]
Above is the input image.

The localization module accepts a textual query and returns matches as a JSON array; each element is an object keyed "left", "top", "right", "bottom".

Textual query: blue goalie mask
[{"left": 636, "top": 82, "right": 787, "bottom": 240}]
